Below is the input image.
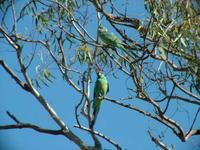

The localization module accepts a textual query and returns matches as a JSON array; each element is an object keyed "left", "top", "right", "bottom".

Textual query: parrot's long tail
[{"left": 90, "top": 108, "right": 99, "bottom": 129}]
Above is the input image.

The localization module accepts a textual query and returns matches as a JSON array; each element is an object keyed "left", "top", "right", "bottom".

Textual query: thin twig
[
  {"left": 163, "top": 85, "right": 176, "bottom": 114},
  {"left": 75, "top": 72, "right": 86, "bottom": 127}
]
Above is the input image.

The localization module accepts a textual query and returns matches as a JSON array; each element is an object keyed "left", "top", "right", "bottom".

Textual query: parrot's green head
[
  {"left": 98, "top": 27, "right": 107, "bottom": 33},
  {"left": 96, "top": 71, "right": 104, "bottom": 78}
]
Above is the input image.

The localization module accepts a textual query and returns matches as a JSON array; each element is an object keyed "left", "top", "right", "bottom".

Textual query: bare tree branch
[
  {"left": 106, "top": 97, "right": 186, "bottom": 142},
  {"left": 0, "top": 124, "right": 63, "bottom": 135},
  {"left": 74, "top": 125, "right": 122, "bottom": 150},
  {"left": 0, "top": 60, "right": 31, "bottom": 92},
  {"left": 185, "top": 129, "right": 200, "bottom": 141},
  {"left": 185, "top": 107, "right": 200, "bottom": 140},
  {"left": 148, "top": 130, "right": 171, "bottom": 150},
  {"left": 0, "top": 111, "right": 63, "bottom": 135}
]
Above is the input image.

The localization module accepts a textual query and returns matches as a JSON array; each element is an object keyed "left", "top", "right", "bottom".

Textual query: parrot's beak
[{"left": 98, "top": 27, "right": 103, "bottom": 32}]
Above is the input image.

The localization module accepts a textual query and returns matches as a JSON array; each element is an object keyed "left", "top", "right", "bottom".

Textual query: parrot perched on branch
[
  {"left": 90, "top": 71, "right": 109, "bottom": 128},
  {"left": 98, "top": 27, "right": 126, "bottom": 51}
]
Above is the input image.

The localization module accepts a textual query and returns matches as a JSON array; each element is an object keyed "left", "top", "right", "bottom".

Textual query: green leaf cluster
[{"left": 33, "top": 65, "right": 55, "bottom": 88}]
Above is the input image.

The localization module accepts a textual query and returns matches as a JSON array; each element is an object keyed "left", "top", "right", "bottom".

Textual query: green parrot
[
  {"left": 98, "top": 27, "right": 126, "bottom": 51},
  {"left": 90, "top": 71, "right": 109, "bottom": 128}
]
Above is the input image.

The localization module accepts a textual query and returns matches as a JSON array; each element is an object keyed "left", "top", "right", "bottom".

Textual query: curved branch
[
  {"left": 0, "top": 60, "right": 31, "bottom": 92},
  {"left": 185, "top": 107, "right": 200, "bottom": 141},
  {"left": 105, "top": 97, "right": 186, "bottom": 142},
  {"left": 75, "top": 125, "right": 122, "bottom": 150},
  {"left": 172, "top": 78, "right": 200, "bottom": 101}
]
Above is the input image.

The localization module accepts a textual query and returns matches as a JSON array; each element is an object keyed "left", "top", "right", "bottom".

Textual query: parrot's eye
[{"left": 97, "top": 72, "right": 102, "bottom": 77}]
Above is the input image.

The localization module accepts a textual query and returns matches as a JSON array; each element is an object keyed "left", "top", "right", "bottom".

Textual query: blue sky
[{"left": 0, "top": 1, "right": 200, "bottom": 150}]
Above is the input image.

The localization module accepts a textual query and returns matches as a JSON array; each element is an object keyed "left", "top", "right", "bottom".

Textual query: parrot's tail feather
[
  {"left": 90, "top": 119, "right": 95, "bottom": 129},
  {"left": 90, "top": 108, "right": 99, "bottom": 128}
]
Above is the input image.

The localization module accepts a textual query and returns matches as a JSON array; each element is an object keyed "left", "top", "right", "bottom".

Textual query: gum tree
[{"left": 0, "top": 0, "right": 200, "bottom": 150}]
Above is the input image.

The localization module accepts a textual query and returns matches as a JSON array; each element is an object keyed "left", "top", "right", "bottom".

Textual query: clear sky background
[{"left": 0, "top": 1, "right": 200, "bottom": 150}]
